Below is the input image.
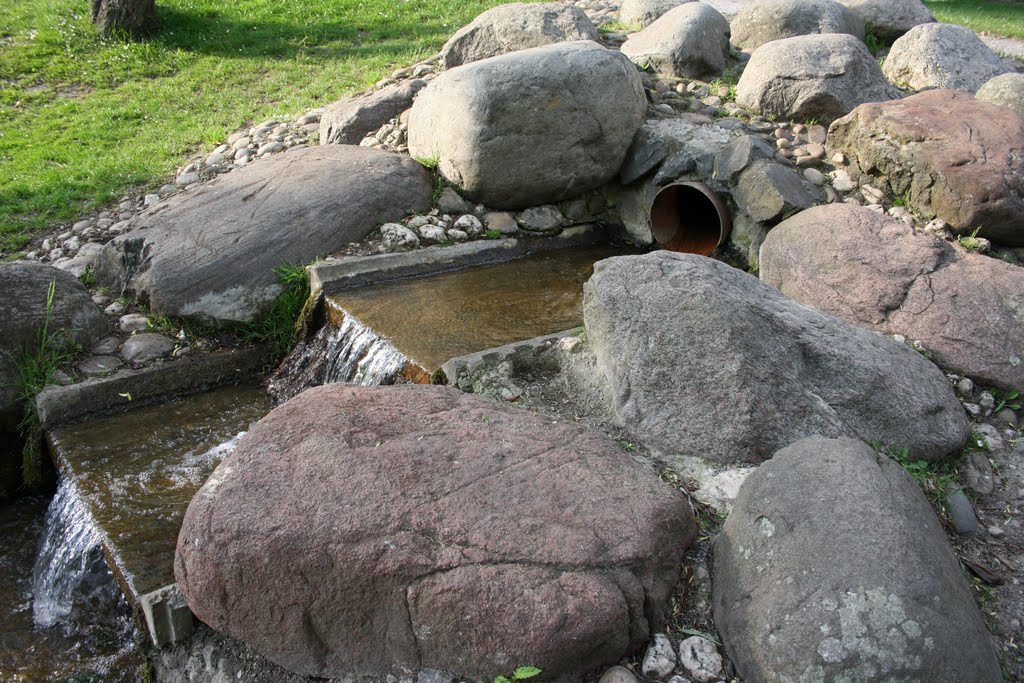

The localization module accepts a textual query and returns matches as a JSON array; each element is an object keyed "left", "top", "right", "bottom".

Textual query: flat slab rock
[
  {"left": 760, "top": 203, "right": 1024, "bottom": 392},
  {"left": 94, "top": 146, "right": 432, "bottom": 323},
  {"left": 714, "top": 436, "right": 1002, "bottom": 682},
  {"left": 827, "top": 89, "right": 1024, "bottom": 246},
  {"left": 176, "top": 384, "right": 695, "bottom": 680},
  {"left": 582, "top": 252, "right": 967, "bottom": 464}
]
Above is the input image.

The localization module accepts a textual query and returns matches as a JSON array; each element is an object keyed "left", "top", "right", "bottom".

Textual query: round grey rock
[
  {"left": 731, "top": 0, "right": 864, "bottom": 51},
  {"left": 678, "top": 636, "right": 722, "bottom": 683},
  {"left": 440, "top": 3, "right": 600, "bottom": 68},
  {"left": 118, "top": 313, "right": 150, "bottom": 333},
  {"left": 620, "top": 3, "right": 731, "bottom": 80},
  {"left": 642, "top": 633, "right": 677, "bottom": 678},
  {"left": 409, "top": 41, "right": 645, "bottom": 210},
  {"left": 619, "top": 0, "right": 695, "bottom": 27},
  {"left": 120, "top": 333, "right": 176, "bottom": 363},
  {"left": 78, "top": 355, "right": 122, "bottom": 377},
  {"left": 736, "top": 33, "right": 900, "bottom": 123},
  {"left": 883, "top": 23, "right": 1013, "bottom": 94},
  {"left": 598, "top": 666, "right": 639, "bottom": 683},
  {"left": 834, "top": 0, "right": 935, "bottom": 40},
  {"left": 976, "top": 72, "right": 1024, "bottom": 117},
  {"left": 713, "top": 436, "right": 1002, "bottom": 682}
]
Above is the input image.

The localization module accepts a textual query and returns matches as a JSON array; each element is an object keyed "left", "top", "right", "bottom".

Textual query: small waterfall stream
[
  {"left": 32, "top": 478, "right": 107, "bottom": 627},
  {"left": 323, "top": 313, "right": 411, "bottom": 386}
]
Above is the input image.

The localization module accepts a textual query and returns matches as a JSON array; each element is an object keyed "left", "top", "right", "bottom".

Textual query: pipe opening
[{"left": 650, "top": 182, "right": 731, "bottom": 256}]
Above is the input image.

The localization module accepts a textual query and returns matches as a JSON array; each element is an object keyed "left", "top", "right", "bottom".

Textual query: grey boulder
[
  {"left": 440, "top": 3, "right": 599, "bottom": 69},
  {"left": 408, "top": 41, "right": 645, "bottom": 210},
  {"left": 733, "top": 160, "right": 824, "bottom": 223},
  {"left": 620, "top": 3, "right": 731, "bottom": 80},
  {"left": 618, "top": 0, "right": 694, "bottom": 27},
  {"left": 319, "top": 79, "right": 426, "bottom": 145},
  {"left": 883, "top": 23, "right": 1013, "bottom": 94},
  {"left": 94, "top": 146, "right": 432, "bottom": 323},
  {"left": 582, "top": 252, "right": 968, "bottom": 464},
  {"left": 176, "top": 384, "right": 695, "bottom": 679},
  {"left": 760, "top": 203, "right": 1024, "bottom": 392},
  {"left": 974, "top": 72, "right": 1024, "bottom": 117},
  {"left": 731, "top": 0, "right": 864, "bottom": 51},
  {"left": 0, "top": 261, "right": 107, "bottom": 418},
  {"left": 736, "top": 33, "right": 899, "bottom": 123},
  {"left": 834, "top": 0, "right": 935, "bottom": 40},
  {"left": 713, "top": 436, "right": 1002, "bottom": 683}
]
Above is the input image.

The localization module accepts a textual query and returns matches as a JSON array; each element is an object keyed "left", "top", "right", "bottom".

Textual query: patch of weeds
[
  {"left": 489, "top": 666, "right": 542, "bottom": 683},
  {"left": 970, "top": 574, "right": 995, "bottom": 605},
  {"left": 8, "top": 279, "right": 79, "bottom": 488},
  {"left": 148, "top": 313, "right": 218, "bottom": 340},
  {"left": 483, "top": 229, "right": 503, "bottom": 239},
  {"left": 994, "top": 389, "right": 1021, "bottom": 414},
  {"left": 864, "top": 30, "right": 884, "bottom": 56},
  {"left": 956, "top": 227, "right": 986, "bottom": 252},
  {"left": 804, "top": 116, "right": 820, "bottom": 127},
  {"left": 414, "top": 151, "right": 441, "bottom": 172},
  {"left": 78, "top": 265, "right": 96, "bottom": 287},
  {"left": 892, "top": 194, "right": 907, "bottom": 207},
  {"left": 620, "top": 439, "right": 639, "bottom": 453},
  {"left": 598, "top": 20, "right": 642, "bottom": 34},
  {"left": 237, "top": 262, "right": 310, "bottom": 359},
  {"left": 872, "top": 441, "right": 959, "bottom": 507},
  {"left": 693, "top": 501, "right": 724, "bottom": 535}
]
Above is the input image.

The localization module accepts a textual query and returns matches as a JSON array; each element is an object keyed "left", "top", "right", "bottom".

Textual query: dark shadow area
[{"left": 145, "top": 5, "right": 458, "bottom": 61}]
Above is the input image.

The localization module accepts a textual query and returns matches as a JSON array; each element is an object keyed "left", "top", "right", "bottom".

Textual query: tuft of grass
[
  {"left": 0, "top": 0, "right": 530, "bottom": 254},
  {"left": 490, "top": 666, "right": 542, "bottom": 683},
  {"left": 414, "top": 151, "right": 441, "bottom": 172},
  {"left": 923, "top": 0, "right": 1024, "bottom": 40},
  {"left": 864, "top": 29, "right": 885, "bottom": 55},
  {"left": 873, "top": 441, "right": 960, "bottom": 509},
  {"left": 237, "top": 262, "right": 310, "bottom": 359},
  {"left": 956, "top": 226, "right": 988, "bottom": 252},
  {"left": 8, "top": 279, "right": 79, "bottom": 488},
  {"left": 78, "top": 265, "right": 96, "bottom": 287}
]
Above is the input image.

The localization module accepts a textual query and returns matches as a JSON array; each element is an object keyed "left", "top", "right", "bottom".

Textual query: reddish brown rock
[
  {"left": 827, "top": 90, "right": 1024, "bottom": 246},
  {"left": 761, "top": 204, "right": 1024, "bottom": 391},
  {"left": 175, "top": 384, "right": 694, "bottom": 679}
]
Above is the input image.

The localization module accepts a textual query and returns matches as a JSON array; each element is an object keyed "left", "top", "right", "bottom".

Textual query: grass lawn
[
  {"left": 0, "top": 0, "right": 516, "bottom": 256},
  {"left": 923, "top": 0, "right": 1024, "bottom": 40}
]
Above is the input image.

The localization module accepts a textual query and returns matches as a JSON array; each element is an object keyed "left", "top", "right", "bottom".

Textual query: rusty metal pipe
[{"left": 650, "top": 182, "right": 731, "bottom": 256}]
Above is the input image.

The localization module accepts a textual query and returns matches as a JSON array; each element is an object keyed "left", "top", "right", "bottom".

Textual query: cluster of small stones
[
  {"left": 601, "top": 632, "right": 728, "bottom": 683},
  {"left": 945, "top": 374, "right": 1021, "bottom": 536}
]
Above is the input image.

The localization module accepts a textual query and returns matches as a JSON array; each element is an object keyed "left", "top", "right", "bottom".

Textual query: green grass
[
  {"left": 0, "top": 0, "right": 521, "bottom": 255},
  {"left": 8, "top": 278, "right": 80, "bottom": 488},
  {"left": 923, "top": 1, "right": 1024, "bottom": 40}
]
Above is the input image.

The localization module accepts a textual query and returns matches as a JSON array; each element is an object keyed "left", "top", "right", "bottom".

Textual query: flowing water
[
  {"left": 0, "top": 385, "right": 271, "bottom": 679},
  {"left": 46, "top": 385, "right": 270, "bottom": 601},
  {"left": 325, "top": 244, "right": 627, "bottom": 372},
  {"left": 322, "top": 312, "right": 411, "bottom": 385},
  {"left": 0, "top": 496, "right": 144, "bottom": 681}
]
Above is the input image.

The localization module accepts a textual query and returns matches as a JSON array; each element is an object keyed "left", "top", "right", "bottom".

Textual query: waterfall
[
  {"left": 31, "top": 478, "right": 108, "bottom": 628},
  {"left": 323, "top": 313, "right": 410, "bottom": 386}
]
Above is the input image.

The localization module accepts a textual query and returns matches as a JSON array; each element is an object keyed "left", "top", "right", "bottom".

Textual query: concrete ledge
[
  {"left": 37, "top": 346, "right": 272, "bottom": 428},
  {"left": 141, "top": 583, "right": 194, "bottom": 648},
  {"left": 439, "top": 329, "right": 578, "bottom": 389},
  {"left": 309, "top": 225, "right": 607, "bottom": 294}
]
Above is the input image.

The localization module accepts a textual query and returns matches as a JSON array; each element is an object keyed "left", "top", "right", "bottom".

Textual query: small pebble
[{"left": 989, "top": 526, "right": 1005, "bottom": 538}]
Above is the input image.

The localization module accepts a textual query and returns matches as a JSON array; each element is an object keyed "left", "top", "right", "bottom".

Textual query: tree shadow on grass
[{"left": 147, "top": 5, "right": 457, "bottom": 62}]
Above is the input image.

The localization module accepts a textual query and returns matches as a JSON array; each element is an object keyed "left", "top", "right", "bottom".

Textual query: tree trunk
[{"left": 91, "top": 0, "right": 156, "bottom": 36}]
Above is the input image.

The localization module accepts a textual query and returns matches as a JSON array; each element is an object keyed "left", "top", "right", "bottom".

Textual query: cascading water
[
  {"left": 323, "top": 313, "right": 410, "bottom": 386},
  {"left": 32, "top": 478, "right": 107, "bottom": 627}
]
